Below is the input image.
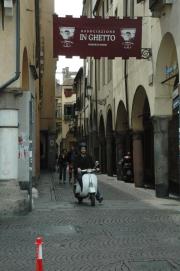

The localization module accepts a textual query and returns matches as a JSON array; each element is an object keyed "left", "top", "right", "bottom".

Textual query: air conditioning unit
[{"left": 4, "top": 0, "right": 13, "bottom": 17}]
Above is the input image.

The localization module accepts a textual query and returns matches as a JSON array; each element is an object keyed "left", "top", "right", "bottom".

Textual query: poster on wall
[{"left": 53, "top": 15, "right": 142, "bottom": 59}]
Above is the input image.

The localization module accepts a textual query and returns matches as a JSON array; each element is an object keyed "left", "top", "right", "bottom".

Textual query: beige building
[
  {"left": 0, "top": 0, "right": 56, "bottom": 214},
  {"left": 56, "top": 67, "right": 77, "bottom": 152},
  {"left": 39, "top": 0, "right": 56, "bottom": 170},
  {"left": 80, "top": 0, "right": 180, "bottom": 198}
]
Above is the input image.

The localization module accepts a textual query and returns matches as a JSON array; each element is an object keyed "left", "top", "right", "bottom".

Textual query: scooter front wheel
[
  {"left": 78, "top": 197, "right": 83, "bottom": 204},
  {"left": 90, "top": 193, "right": 95, "bottom": 206}
]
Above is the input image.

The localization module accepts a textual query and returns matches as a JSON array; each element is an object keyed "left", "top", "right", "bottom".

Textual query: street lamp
[
  {"left": 86, "top": 84, "right": 93, "bottom": 98},
  {"left": 86, "top": 84, "right": 107, "bottom": 105}
]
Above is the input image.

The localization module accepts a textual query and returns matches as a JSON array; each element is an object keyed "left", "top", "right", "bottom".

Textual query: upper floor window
[
  {"left": 123, "top": 0, "right": 134, "bottom": 18},
  {"left": 115, "top": 7, "right": 118, "bottom": 17},
  {"left": 64, "top": 104, "right": 74, "bottom": 121},
  {"left": 102, "top": 1, "right": 105, "bottom": 17},
  {"left": 106, "top": 0, "right": 109, "bottom": 12}
]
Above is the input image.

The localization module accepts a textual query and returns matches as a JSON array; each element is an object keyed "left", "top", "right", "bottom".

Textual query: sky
[{"left": 55, "top": 0, "right": 83, "bottom": 83}]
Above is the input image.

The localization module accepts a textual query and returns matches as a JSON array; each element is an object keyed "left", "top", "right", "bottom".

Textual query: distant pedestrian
[
  {"left": 57, "top": 149, "right": 68, "bottom": 184},
  {"left": 67, "top": 145, "right": 77, "bottom": 184}
]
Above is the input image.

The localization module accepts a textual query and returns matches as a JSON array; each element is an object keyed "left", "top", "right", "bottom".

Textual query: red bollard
[{"left": 35, "top": 237, "right": 44, "bottom": 271}]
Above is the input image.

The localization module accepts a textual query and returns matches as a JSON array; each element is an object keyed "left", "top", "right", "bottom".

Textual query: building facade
[
  {"left": 39, "top": 0, "right": 56, "bottom": 171},
  {"left": 80, "top": 0, "right": 180, "bottom": 197},
  {"left": 0, "top": 0, "right": 56, "bottom": 214},
  {"left": 56, "top": 67, "right": 77, "bottom": 153}
]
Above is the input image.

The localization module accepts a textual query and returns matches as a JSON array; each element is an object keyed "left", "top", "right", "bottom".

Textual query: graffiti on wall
[{"left": 18, "top": 133, "right": 29, "bottom": 159}]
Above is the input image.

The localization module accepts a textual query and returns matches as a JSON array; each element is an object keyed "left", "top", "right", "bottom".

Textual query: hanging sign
[{"left": 53, "top": 15, "right": 142, "bottom": 59}]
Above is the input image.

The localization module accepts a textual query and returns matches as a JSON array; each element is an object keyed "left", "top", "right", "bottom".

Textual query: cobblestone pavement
[{"left": 1, "top": 172, "right": 180, "bottom": 271}]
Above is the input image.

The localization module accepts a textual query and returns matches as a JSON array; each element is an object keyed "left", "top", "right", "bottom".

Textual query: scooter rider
[{"left": 74, "top": 142, "right": 103, "bottom": 203}]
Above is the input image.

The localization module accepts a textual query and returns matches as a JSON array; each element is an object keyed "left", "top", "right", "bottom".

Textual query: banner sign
[{"left": 53, "top": 15, "right": 142, "bottom": 59}]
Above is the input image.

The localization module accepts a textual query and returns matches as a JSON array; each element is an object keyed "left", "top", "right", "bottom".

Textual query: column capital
[
  {"left": 114, "top": 131, "right": 126, "bottom": 144},
  {"left": 152, "top": 116, "right": 171, "bottom": 134},
  {"left": 106, "top": 132, "right": 113, "bottom": 140},
  {"left": 132, "top": 130, "right": 143, "bottom": 140}
]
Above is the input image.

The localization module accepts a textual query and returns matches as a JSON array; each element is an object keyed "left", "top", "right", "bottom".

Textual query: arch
[
  {"left": 99, "top": 114, "right": 105, "bottom": 137},
  {"left": 131, "top": 86, "right": 149, "bottom": 131},
  {"left": 106, "top": 109, "right": 113, "bottom": 136},
  {"left": 21, "top": 47, "right": 29, "bottom": 90},
  {"left": 155, "top": 32, "right": 178, "bottom": 115},
  {"left": 115, "top": 101, "right": 129, "bottom": 179},
  {"left": 116, "top": 101, "right": 128, "bottom": 132},
  {"left": 106, "top": 109, "right": 115, "bottom": 176},
  {"left": 131, "top": 86, "right": 154, "bottom": 187}
]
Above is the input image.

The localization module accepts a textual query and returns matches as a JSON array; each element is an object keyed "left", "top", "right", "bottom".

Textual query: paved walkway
[{"left": 0, "top": 172, "right": 180, "bottom": 270}]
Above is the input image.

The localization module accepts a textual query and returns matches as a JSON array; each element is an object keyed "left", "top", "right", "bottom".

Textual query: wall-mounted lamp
[
  {"left": 86, "top": 84, "right": 93, "bottom": 98},
  {"left": 91, "top": 98, "right": 107, "bottom": 106},
  {"left": 86, "top": 85, "right": 107, "bottom": 106}
]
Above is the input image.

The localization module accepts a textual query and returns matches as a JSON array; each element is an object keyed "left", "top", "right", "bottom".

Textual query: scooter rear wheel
[{"left": 90, "top": 194, "right": 95, "bottom": 206}]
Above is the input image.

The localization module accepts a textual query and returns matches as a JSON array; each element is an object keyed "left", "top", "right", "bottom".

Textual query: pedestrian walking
[
  {"left": 67, "top": 145, "right": 77, "bottom": 184},
  {"left": 57, "top": 149, "right": 68, "bottom": 184}
]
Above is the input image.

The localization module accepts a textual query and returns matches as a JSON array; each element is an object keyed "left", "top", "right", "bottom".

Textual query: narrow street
[{"left": 1, "top": 173, "right": 180, "bottom": 270}]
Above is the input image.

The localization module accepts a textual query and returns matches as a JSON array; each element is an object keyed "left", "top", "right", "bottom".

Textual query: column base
[
  {"left": 155, "top": 184, "right": 169, "bottom": 198},
  {"left": 135, "top": 182, "right": 144, "bottom": 188},
  {"left": 0, "top": 180, "right": 29, "bottom": 217}
]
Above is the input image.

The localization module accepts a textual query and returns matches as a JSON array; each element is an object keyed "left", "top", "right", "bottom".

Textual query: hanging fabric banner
[{"left": 53, "top": 15, "right": 142, "bottom": 59}]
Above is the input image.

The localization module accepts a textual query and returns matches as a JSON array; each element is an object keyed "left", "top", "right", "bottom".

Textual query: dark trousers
[
  {"left": 59, "top": 165, "right": 66, "bottom": 182},
  {"left": 69, "top": 164, "right": 73, "bottom": 181}
]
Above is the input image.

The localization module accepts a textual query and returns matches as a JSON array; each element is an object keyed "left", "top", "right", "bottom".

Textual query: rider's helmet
[
  {"left": 79, "top": 142, "right": 87, "bottom": 149},
  {"left": 79, "top": 142, "right": 87, "bottom": 154}
]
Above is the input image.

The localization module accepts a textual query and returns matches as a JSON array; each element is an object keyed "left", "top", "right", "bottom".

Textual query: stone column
[
  {"left": 106, "top": 134, "right": 113, "bottom": 176},
  {"left": 133, "top": 131, "right": 144, "bottom": 187},
  {"left": 0, "top": 109, "right": 28, "bottom": 215},
  {"left": 89, "top": 131, "right": 93, "bottom": 157},
  {"left": 99, "top": 137, "right": 106, "bottom": 173},
  {"left": 115, "top": 132, "right": 125, "bottom": 180},
  {"left": 93, "top": 130, "right": 99, "bottom": 161},
  {"left": 153, "top": 116, "right": 169, "bottom": 198}
]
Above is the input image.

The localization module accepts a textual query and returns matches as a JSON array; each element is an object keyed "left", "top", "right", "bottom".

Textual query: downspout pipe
[
  {"left": 124, "top": 0, "right": 129, "bottom": 125},
  {"left": 92, "top": 11, "right": 98, "bottom": 134},
  {"left": 124, "top": 0, "right": 134, "bottom": 151},
  {"left": 0, "top": 0, "right": 20, "bottom": 91}
]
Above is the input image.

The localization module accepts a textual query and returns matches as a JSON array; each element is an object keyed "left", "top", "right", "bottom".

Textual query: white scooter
[{"left": 74, "top": 169, "right": 98, "bottom": 206}]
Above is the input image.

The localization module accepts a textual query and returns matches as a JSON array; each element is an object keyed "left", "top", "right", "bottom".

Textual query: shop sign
[{"left": 53, "top": 15, "right": 142, "bottom": 59}]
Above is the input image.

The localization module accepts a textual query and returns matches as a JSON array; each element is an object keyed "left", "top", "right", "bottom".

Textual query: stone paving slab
[{"left": 0, "top": 172, "right": 180, "bottom": 270}]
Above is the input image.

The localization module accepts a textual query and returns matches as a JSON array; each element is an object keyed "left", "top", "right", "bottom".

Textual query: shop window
[{"left": 64, "top": 104, "right": 74, "bottom": 121}]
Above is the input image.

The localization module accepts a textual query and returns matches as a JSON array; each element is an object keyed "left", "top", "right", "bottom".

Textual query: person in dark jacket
[
  {"left": 57, "top": 149, "right": 68, "bottom": 184},
  {"left": 67, "top": 145, "right": 77, "bottom": 184},
  {"left": 74, "top": 142, "right": 103, "bottom": 203}
]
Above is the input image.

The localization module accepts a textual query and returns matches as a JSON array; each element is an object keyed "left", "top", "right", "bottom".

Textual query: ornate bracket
[
  {"left": 97, "top": 99, "right": 106, "bottom": 106},
  {"left": 141, "top": 48, "right": 152, "bottom": 60}
]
